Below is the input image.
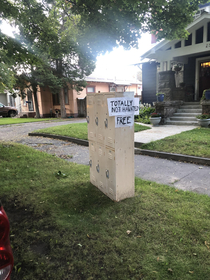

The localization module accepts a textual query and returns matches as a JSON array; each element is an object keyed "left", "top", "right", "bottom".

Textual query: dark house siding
[
  {"left": 184, "top": 54, "right": 210, "bottom": 91},
  {"left": 142, "top": 62, "right": 157, "bottom": 104},
  {"left": 184, "top": 57, "right": 196, "bottom": 87}
]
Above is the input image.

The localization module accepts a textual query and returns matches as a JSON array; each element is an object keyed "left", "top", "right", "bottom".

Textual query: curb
[
  {"left": 28, "top": 132, "right": 89, "bottom": 147},
  {"left": 134, "top": 148, "right": 210, "bottom": 166},
  {"left": 28, "top": 132, "right": 210, "bottom": 166}
]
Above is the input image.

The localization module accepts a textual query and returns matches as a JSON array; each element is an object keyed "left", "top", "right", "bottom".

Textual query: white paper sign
[
  {"left": 115, "top": 115, "right": 134, "bottom": 127},
  {"left": 107, "top": 97, "right": 139, "bottom": 116},
  {"left": 133, "top": 98, "right": 139, "bottom": 116}
]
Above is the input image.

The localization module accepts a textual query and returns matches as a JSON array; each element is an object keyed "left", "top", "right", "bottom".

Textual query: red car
[
  {"left": 0, "top": 102, "right": 18, "bottom": 118},
  {"left": 0, "top": 201, "right": 14, "bottom": 280}
]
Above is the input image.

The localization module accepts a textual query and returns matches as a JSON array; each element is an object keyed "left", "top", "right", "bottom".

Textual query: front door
[{"left": 199, "top": 61, "right": 210, "bottom": 98}]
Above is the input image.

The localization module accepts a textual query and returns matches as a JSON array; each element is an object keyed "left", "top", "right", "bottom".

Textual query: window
[
  {"left": 116, "top": 86, "right": 124, "bottom": 92},
  {"left": 185, "top": 33, "right": 192, "bottom": 46},
  {"left": 52, "top": 93, "right": 60, "bottom": 105},
  {"left": 207, "top": 22, "right": 210, "bottom": 42},
  {"left": 87, "top": 86, "right": 95, "bottom": 93},
  {"left": 22, "top": 97, "right": 26, "bottom": 106},
  {"left": 109, "top": 86, "right": 116, "bottom": 92},
  {"left": 175, "top": 41, "right": 181, "bottom": 48},
  {"left": 53, "top": 89, "right": 69, "bottom": 105},
  {"left": 22, "top": 90, "right": 27, "bottom": 106},
  {"left": 64, "top": 87, "right": 69, "bottom": 105},
  {"left": 196, "top": 26, "right": 203, "bottom": 44}
]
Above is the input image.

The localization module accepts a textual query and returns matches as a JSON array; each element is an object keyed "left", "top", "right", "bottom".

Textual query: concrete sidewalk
[
  {"left": 134, "top": 124, "right": 210, "bottom": 166},
  {"left": 134, "top": 124, "right": 197, "bottom": 144}
]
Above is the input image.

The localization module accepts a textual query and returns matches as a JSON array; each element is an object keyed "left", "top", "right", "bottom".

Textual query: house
[
  {"left": 20, "top": 77, "right": 141, "bottom": 118},
  {"left": 0, "top": 93, "right": 21, "bottom": 113},
  {"left": 141, "top": 2, "right": 210, "bottom": 104}
]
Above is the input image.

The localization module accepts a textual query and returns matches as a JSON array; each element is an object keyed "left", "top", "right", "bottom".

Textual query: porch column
[
  {"left": 160, "top": 61, "right": 164, "bottom": 71},
  {"left": 203, "top": 22, "right": 207, "bottom": 44},
  {"left": 167, "top": 60, "right": 171, "bottom": 71}
]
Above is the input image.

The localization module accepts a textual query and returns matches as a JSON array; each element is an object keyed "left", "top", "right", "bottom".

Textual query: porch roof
[{"left": 141, "top": 12, "right": 210, "bottom": 61}]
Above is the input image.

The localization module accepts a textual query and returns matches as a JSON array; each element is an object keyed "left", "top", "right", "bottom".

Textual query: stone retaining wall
[
  {"left": 201, "top": 100, "right": 210, "bottom": 114},
  {"left": 155, "top": 101, "right": 183, "bottom": 124}
]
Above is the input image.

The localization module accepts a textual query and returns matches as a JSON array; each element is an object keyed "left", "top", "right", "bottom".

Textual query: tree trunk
[
  {"left": 32, "top": 85, "right": 40, "bottom": 118},
  {"left": 56, "top": 59, "right": 67, "bottom": 118},
  {"left": 59, "top": 87, "right": 66, "bottom": 118}
]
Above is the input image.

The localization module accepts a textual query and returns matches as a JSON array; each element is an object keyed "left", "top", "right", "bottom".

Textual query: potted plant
[
  {"left": 203, "top": 89, "right": 210, "bottom": 100},
  {"left": 156, "top": 92, "right": 165, "bottom": 102},
  {"left": 150, "top": 112, "right": 161, "bottom": 126},
  {"left": 174, "top": 65, "right": 182, "bottom": 73},
  {"left": 196, "top": 114, "right": 210, "bottom": 127}
]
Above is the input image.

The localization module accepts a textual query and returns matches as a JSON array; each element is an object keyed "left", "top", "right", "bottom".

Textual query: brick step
[
  {"left": 183, "top": 102, "right": 200, "bottom": 105},
  {"left": 177, "top": 109, "right": 202, "bottom": 113},
  {"left": 166, "top": 120, "right": 199, "bottom": 126},
  {"left": 164, "top": 102, "right": 202, "bottom": 125},
  {"left": 173, "top": 112, "right": 200, "bottom": 117},
  {"left": 170, "top": 116, "right": 197, "bottom": 121},
  {"left": 180, "top": 105, "right": 202, "bottom": 109}
]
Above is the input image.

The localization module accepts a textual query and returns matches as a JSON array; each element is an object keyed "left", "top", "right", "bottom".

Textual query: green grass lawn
[
  {"left": 0, "top": 117, "right": 65, "bottom": 125},
  {"left": 1, "top": 142, "right": 210, "bottom": 280},
  {"left": 35, "top": 122, "right": 151, "bottom": 140},
  {"left": 141, "top": 127, "right": 210, "bottom": 158}
]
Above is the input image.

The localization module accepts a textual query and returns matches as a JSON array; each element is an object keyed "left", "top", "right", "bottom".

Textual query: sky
[
  {"left": 92, "top": 33, "right": 152, "bottom": 80},
  {"left": 1, "top": 21, "right": 153, "bottom": 81}
]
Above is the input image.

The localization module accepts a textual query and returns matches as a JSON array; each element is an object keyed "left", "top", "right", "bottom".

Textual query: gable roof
[{"left": 141, "top": 12, "right": 210, "bottom": 61}]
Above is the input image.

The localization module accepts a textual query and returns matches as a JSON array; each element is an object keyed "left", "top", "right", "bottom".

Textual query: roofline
[
  {"left": 85, "top": 77, "right": 141, "bottom": 85},
  {"left": 141, "top": 12, "right": 210, "bottom": 60},
  {"left": 140, "top": 39, "right": 169, "bottom": 60},
  {"left": 199, "top": 3, "right": 210, "bottom": 8},
  {"left": 187, "top": 11, "right": 210, "bottom": 29}
]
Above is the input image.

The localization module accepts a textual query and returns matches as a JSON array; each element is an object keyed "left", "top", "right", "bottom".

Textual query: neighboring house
[
  {"left": 141, "top": 2, "right": 210, "bottom": 104},
  {"left": 84, "top": 76, "right": 142, "bottom": 95},
  {"left": 0, "top": 94, "right": 7, "bottom": 105},
  {"left": 20, "top": 77, "right": 141, "bottom": 118},
  {"left": 20, "top": 86, "right": 83, "bottom": 118},
  {"left": 0, "top": 93, "right": 21, "bottom": 113}
]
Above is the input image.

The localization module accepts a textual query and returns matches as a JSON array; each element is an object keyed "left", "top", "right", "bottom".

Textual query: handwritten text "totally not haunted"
[{"left": 107, "top": 97, "right": 139, "bottom": 117}]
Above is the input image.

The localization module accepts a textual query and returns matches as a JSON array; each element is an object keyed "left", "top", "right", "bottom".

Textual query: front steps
[{"left": 166, "top": 102, "right": 201, "bottom": 125}]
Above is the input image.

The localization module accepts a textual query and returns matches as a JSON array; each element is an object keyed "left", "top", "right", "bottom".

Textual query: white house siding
[{"left": 0, "top": 94, "right": 7, "bottom": 105}]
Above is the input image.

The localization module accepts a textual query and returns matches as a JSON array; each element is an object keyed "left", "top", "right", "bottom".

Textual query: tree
[
  {"left": 69, "top": 0, "right": 209, "bottom": 51},
  {"left": 8, "top": 0, "right": 95, "bottom": 117},
  {"left": 0, "top": 50, "right": 15, "bottom": 93},
  {"left": 1, "top": 0, "right": 208, "bottom": 117}
]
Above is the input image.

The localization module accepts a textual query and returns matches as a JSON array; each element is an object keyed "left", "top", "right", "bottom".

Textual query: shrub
[
  {"left": 134, "top": 104, "right": 155, "bottom": 124},
  {"left": 139, "top": 106, "right": 155, "bottom": 118},
  {"left": 196, "top": 114, "right": 210, "bottom": 119},
  {"left": 150, "top": 112, "right": 161, "bottom": 118}
]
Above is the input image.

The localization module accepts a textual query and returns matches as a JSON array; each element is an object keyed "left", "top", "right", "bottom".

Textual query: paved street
[{"left": 1, "top": 119, "right": 210, "bottom": 196}]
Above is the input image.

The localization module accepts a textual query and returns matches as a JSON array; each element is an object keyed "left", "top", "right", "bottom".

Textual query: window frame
[
  {"left": 196, "top": 26, "right": 204, "bottom": 44},
  {"left": 86, "top": 86, "right": 95, "bottom": 93},
  {"left": 52, "top": 93, "right": 60, "bottom": 106}
]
